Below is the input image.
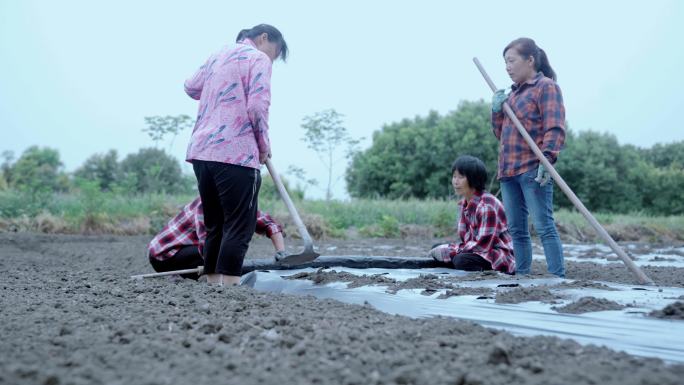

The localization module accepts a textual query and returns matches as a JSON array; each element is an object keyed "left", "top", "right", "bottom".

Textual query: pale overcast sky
[{"left": 1, "top": 0, "right": 682, "bottom": 199}]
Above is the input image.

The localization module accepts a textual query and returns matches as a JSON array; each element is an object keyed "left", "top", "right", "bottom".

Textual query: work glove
[
  {"left": 273, "top": 250, "right": 288, "bottom": 262},
  {"left": 491, "top": 89, "right": 508, "bottom": 113},
  {"left": 534, "top": 164, "right": 551, "bottom": 186}
]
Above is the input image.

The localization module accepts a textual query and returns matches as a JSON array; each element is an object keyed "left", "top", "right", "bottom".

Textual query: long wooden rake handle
[
  {"left": 265, "top": 158, "right": 316, "bottom": 253},
  {"left": 130, "top": 266, "right": 203, "bottom": 280},
  {"left": 473, "top": 57, "right": 654, "bottom": 285}
]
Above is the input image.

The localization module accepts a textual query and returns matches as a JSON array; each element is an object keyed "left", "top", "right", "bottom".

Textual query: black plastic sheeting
[{"left": 242, "top": 255, "right": 442, "bottom": 273}]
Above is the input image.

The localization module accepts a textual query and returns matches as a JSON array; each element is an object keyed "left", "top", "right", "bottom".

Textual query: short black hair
[{"left": 451, "top": 155, "right": 488, "bottom": 192}]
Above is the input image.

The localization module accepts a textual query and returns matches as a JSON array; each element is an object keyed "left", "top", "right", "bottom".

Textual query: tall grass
[
  {"left": 261, "top": 198, "right": 456, "bottom": 228},
  {"left": 49, "top": 192, "right": 196, "bottom": 220},
  {"left": 1, "top": 189, "right": 683, "bottom": 242},
  {"left": 0, "top": 189, "right": 196, "bottom": 234},
  {"left": 258, "top": 198, "right": 460, "bottom": 238},
  {"left": 555, "top": 209, "right": 684, "bottom": 243}
]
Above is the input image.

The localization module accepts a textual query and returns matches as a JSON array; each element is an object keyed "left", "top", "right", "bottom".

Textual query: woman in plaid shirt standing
[{"left": 491, "top": 38, "right": 566, "bottom": 277}]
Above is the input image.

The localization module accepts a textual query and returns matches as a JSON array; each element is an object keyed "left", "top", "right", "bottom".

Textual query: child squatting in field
[{"left": 147, "top": 196, "right": 287, "bottom": 280}]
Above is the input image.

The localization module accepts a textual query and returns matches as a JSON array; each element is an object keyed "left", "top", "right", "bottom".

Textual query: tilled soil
[
  {"left": 559, "top": 261, "right": 684, "bottom": 287},
  {"left": 1, "top": 232, "right": 684, "bottom": 385}
]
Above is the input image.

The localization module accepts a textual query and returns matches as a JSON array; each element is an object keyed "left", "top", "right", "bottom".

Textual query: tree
[
  {"left": 345, "top": 99, "right": 684, "bottom": 214},
  {"left": 1, "top": 150, "right": 14, "bottom": 187},
  {"left": 120, "top": 148, "right": 190, "bottom": 194},
  {"left": 259, "top": 174, "right": 305, "bottom": 202},
  {"left": 346, "top": 101, "right": 499, "bottom": 199},
  {"left": 11, "top": 146, "right": 66, "bottom": 196},
  {"left": 143, "top": 115, "right": 193, "bottom": 149},
  {"left": 645, "top": 166, "right": 684, "bottom": 215},
  {"left": 641, "top": 141, "right": 684, "bottom": 169},
  {"left": 285, "top": 165, "right": 318, "bottom": 197},
  {"left": 554, "top": 130, "right": 651, "bottom": 213},
  {"left": 74, "top": 149, "right": 122, "bottom": 191},
  {"left": 301, "top": 109, "right": 361, "bottom": 200}
]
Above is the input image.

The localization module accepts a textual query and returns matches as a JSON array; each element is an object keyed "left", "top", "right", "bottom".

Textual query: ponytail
[
  {"left": 234, "top": 24, "right": 288, "bottom": 62},
  {"left": 536, "top": 48, "right": 556, "bottom": 81},
  {"left": 235, "top": 29, "right": 250, "bottom": 42},
  {"left": 504, "top": 38, "right": 557, "bottom": 81}
]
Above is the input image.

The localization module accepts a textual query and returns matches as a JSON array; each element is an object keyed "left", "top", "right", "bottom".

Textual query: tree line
[
  {"left": 0, "top": 111, "right": 306, "bottom": 209},
  {"left": 2, "top": 104, "right": 682, "bottom": 216},
  {"left": 0, "top": 146, "right": 194, "bottom": 196},
  {"left": 0, "top": 115, "right": 198, "bottom": 206},
  {"left": 346, "top": 100, "right": 684, "bottom": 215}
]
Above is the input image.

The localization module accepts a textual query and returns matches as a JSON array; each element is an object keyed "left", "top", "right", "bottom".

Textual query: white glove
[
  {"left": 273, "top": 250, "right": 288, "bottom": 262},
  {"left": 427, "top": 244, "right": 451, "bottom": 262},
  {"left": 534, "top": 164, "right": 551, "bottom": 186}
]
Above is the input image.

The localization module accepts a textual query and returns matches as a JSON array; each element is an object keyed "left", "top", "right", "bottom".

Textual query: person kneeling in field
[
  {"left": 147, "top": 197, "right": 287, "bottom": 280},
  {"left": 428, "top": 155, "right": 516, "bottom": 274}
]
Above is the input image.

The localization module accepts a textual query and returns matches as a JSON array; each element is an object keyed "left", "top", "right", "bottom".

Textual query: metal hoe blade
[{"left": 276, "top": 245, "right": 320, "bottom": 266}]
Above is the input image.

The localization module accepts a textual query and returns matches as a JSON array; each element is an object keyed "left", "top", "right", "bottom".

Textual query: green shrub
[{"left": 432, "top": 209, "right": 457, "bottom": 237}]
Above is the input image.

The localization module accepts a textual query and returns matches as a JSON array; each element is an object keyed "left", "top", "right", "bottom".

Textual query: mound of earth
[
  {"left": 552, "top": 280, "right": 618, "bottom": 291},
  {"left": 385, "top": 274, "right": 455, "bottom": 295},
  {"left": 286, "top": 268, "right": 397, "bottom": 288},
  {"left": 649, "top": 301, "right": 684, "bottom": 320},
  {"left": 438, "top": 286, "right": 495, "bottom": 299},
  {"left": 495, "top": 286, "right": 563, "bottom": 304},
  {"left": 553, "top": 297, "right": 626, "bottom": 314}
]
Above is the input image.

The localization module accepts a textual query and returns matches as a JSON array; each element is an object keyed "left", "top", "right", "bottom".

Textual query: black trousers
[
  {"left": 193, "top": 160, "right": 260, "bottom": 276},
  {"left": 149, "top": 246, "right": 203, "bottom": 280},
  {"left": 451, "top": 253, "right": 493, "bottom": 271},
  {"left": 432, "top": 243, "right": 492, "bottom": 271}
]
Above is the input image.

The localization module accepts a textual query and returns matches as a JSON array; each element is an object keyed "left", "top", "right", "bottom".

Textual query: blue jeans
[{"left": 500, "top": 168, "right": 565, "bottom": 277}]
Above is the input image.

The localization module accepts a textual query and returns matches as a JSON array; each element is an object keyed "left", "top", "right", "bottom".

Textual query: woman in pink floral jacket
[{"left": 184, "top": 24, "right": 288, "bottom": 286}]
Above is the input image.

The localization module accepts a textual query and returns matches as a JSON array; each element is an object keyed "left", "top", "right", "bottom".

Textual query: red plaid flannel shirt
[
  {"left": 437, "top": 192, "right": 515, "bottom": 274},
  {"left": 148, "top": 197, "right": 283, "bottom": 261},
  {"left": 492, "top": 72, "right": 566, "bottom": 179}
]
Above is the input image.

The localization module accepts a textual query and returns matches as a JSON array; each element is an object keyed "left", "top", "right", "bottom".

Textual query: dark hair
[
  {"left": 235, "top": 24, "right": 288, "bottom": 62},
  {"left": 451, "top": 155, "right": 487, "bottom": 192},
  {"left": 503, "top": 37, "right": 556, "bottom": 81}
]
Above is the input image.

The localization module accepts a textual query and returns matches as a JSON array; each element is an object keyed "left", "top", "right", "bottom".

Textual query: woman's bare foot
[
  {"left": 206, "top": 274, "right": 240, "bottom": 286},
  {"left": 206, "top": 273, "right": 220, "bottom": 284},
  {"left": 220, "top": 275, "right": 240, "bottom": 286}
]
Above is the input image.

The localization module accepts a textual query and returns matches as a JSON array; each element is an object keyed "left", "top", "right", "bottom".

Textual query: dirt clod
[
  {"left": 495, "top": 286, "right": 563, "bottom": 304},
  {"left": 649, "top": 301, "right": 684, "bottom": 320},
  {"left": 553, "top": 297, "right": 626, "bottom": 314}
]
